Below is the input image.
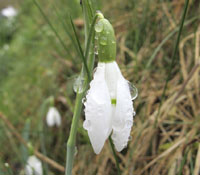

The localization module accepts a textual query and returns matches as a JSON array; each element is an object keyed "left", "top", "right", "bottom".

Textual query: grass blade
[
  {"left": 109, "top": 137, "right": 121, "bottom": 175},
  {"left": 84, "top": 15, "right": 98, "bottom": 71},
  {"left": 69, "top": 16, "right": 91, "bottom": 81}
]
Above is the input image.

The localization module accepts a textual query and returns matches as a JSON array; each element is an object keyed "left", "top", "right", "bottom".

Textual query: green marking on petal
[{"left": 111, "top": 99, "right": 116, "bottom": 105}]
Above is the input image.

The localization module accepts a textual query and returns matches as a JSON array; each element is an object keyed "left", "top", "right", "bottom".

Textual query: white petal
[
  {"left": 25, "top": 156, "right": 43, "bottom": 175},
  {"left": 46, "top": 107, "right": 61, "bottom": 127},
  {"left": 111, "top": 64, "right": 134, "bottom": 152},
  {"left": 105, "top": 61, "right": 119, "bottom": 99},
  {"left": 84, "top": 63, "right": 112, "bottom": 154}
]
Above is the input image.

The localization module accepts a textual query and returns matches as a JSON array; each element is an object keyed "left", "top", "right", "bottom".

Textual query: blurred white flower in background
[
  {"left": 46, "top": 107, "right": 61, "bottom": 127},
  {"left": 25, "top": 155, "right": 43, "bottom": 175},
  {"left": 1, "top": 6, "right": 17, "bottom": 18}
]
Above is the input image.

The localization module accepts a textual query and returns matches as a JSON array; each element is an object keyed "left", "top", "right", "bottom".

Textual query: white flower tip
[
  {"left": 115, "top": 144, "right": 125, "bottom": 152},
  {"left": 89, "top": 133, "right": 106, "bottom": 154},
  {"left": 92, "top": 143, "right": 103, "bottom": 154},
  {"left": 46, "top": 107, "right": 61, "bottom": 127},
  {"left": 25, "top": 156, "right": 43, "bottom": 175},
  {"left": 112, "top": 134, "right": 131, "bottom": 152}
]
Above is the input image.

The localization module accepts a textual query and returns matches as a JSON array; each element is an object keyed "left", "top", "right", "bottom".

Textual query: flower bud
[{"left": 95, "top": 17, "right": 116, "bottom": 62}]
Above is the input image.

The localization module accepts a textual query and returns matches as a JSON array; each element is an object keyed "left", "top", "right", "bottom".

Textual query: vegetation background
[{"left": 0, "top": 0, "right": 200, "bottom": 174}]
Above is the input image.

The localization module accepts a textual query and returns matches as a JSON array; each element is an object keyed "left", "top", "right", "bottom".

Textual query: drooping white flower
[
  {"left": 83, "top": 61, "right": 136, "bottom": 154},
  {"left": 46, "top": 107, "right": 61, "bottom": 127},
  {"left": 25, "top": 155, "right": 43, "bottom": 175},
  {"left": 1, "top": 6, "right": 17, "bottom": 18}
]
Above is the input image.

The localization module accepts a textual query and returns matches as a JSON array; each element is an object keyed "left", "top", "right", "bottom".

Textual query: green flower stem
[{"left": 66, "top": 92, "right": 84, "bottom": 175}]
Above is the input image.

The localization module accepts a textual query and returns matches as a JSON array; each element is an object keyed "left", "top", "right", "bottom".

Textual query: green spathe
[{"left": 95, "top": 18, "right": 116, "bottom": 62}]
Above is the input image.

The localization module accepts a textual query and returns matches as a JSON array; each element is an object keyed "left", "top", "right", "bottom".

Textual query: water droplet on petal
[
  {"left": 128, "top": 81, "right": 138, "bottom": 100},
  {"left": 82, "top": 97, "right": 86, "bottom": 104},
  {"left": 125, "top": 120, "right": 132, "bottom": 128},
  {"left": 113, "top": 133, "right": 116, "bottom": 138},
  {"left": 73, "top": 75, "right": 85, "bottom": 93},
  {"left": 83, "top": 120, "right": 91, "bottom": 131},
  {"left": 133, "top": 111, "right": 136, "bottom": 117},
  {"left": 95, "top": 22, "right": 103, "bottom": 33},
  {"left": 128, "top": 136, "right": 132, "bottom": 141},
  {"left": 122, "top": 143, "right": 128, "bottom": 148},
  {"left": 93, "top": 67, "right": 97, "bottom": 75},
  {"left": 94, "top": 46, "right": 98, "bottom": 55},
  {"left": 74, "top": 146, "right": 78, "bottom": 156}
]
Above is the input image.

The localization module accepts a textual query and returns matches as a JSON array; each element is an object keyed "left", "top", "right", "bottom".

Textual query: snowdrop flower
[
  {"left": 1, "top": 6, "right": 17, "bottom": 18},
  {"left": 83, "top": 14, "right": 137, "bottom": 154},
  {"left": 25, "top": 155, "right": 43, "bottom": 175},
  {"left": 46, "top": 107, "right": 61, "bottom": 127}
]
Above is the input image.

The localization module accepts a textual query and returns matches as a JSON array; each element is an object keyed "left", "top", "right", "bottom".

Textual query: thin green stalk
[
  {"left": 85, "top": 14, "right": 98, "bottom": 71},
  {"left": 178, "top": 150, "right": 188, "bottom": 175},
  {"left": 82, "top": 0, "right": 94, "bottom": 46},
  {"left": 154, "top": 0, "right": 190, "bottom": 127},
  {"left": 39, "top": 102, "right": 49, "bottom": 175},
  {"left": 69, "top": 17, "right": 91, "bottom": 81},
  {"left": 190, "top": 155, "right": 194, "bottom": 175},
  {"left": 66, "top": 92, "right": 84, "bottom": 175},
  {"left": 109, "top": 137, "right": 121, "bottom": 175}
]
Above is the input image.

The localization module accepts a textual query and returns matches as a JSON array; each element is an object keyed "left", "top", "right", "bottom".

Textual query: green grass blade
[
  {"left": 190, "top": 155, "right": 194, "bottom": 175},
  {"left": 69, "top": 16, "right": 91, "bottom": 81},
  {"left": 84, "top": 15, "right": 98, "bottom": 71},
  {"left": 178, "top": 150, "right": 188, "bottom": 175},
  {"left": 82, "top": 0, "right": 94, "bottom": 43}
]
